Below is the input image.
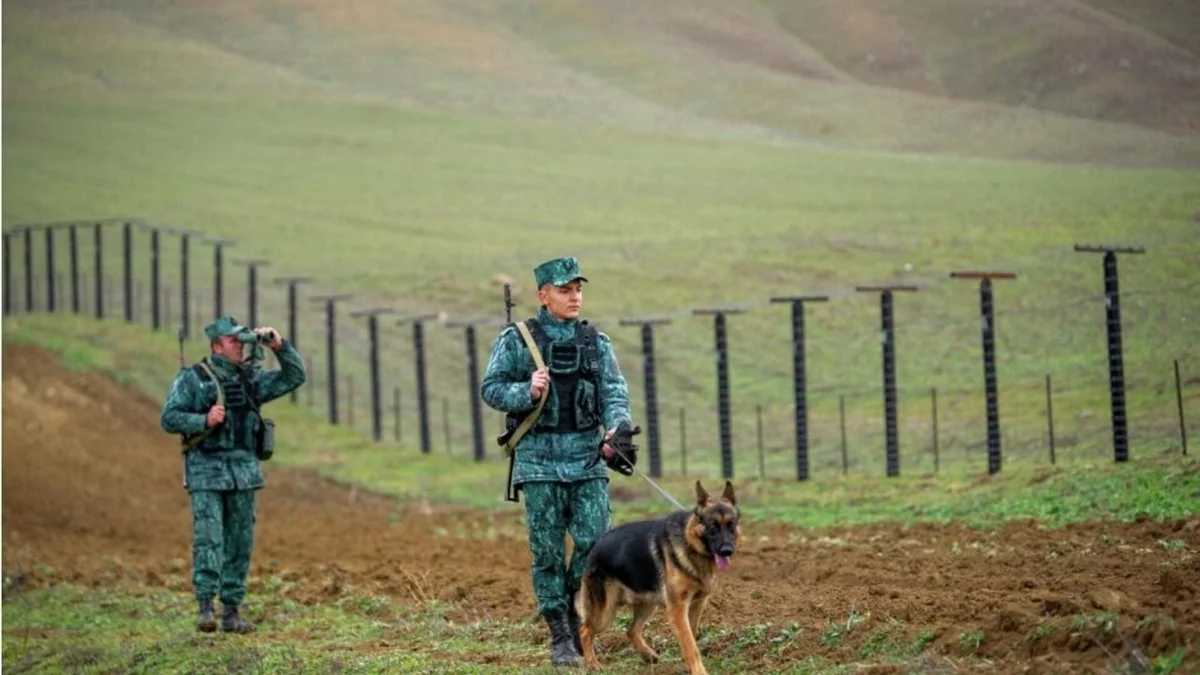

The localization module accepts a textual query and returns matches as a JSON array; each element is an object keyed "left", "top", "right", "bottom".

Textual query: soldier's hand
[
  {"left": 601, "top": 427, "right": 616, "bottom": 459},
  {"left": 206, "top": 404, "right": 226, "bottom": 428},
  {"left": 254, "top": 326, "right": 283, "bottom": 350},
  {"left": 530, "top": 368, "right": 550, "bottom": 400}
]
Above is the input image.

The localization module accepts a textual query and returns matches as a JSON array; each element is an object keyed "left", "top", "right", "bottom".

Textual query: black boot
[
  {"left": 196, "top": 598, "right": 217, "bottom": 633},
  {"left": 565, "top": 603, "right": 583, "bottom": 655},
  {"left": 220, "top": 603, "right": 256, "bottom": 634},
  {"left": 543, "top": 610, "right": 582, "bottom": 667}
]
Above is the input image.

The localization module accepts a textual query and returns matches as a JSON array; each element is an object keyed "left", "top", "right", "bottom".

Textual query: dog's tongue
[{"left": 714, "top": 555, "right": 731, "bottom": 571}]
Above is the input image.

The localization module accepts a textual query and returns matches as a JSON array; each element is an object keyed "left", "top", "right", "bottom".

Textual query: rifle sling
[
  {"left": 503, "top": 321, "right": 549, "bottom": 456},
  {"left": 182, "top": 359, "right": 224, "bottom": 452}
]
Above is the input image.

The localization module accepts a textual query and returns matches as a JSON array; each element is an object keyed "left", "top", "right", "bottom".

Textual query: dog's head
[{"left": 690, "top": 480, "right": 742, "bottom": 572}]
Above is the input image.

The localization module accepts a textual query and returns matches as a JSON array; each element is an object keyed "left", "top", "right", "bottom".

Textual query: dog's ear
[
  {"left": 695, "top": 480, "right": 710, "bottom": 506},
  {"left": 722, "top": 480, "right": 737, "bottom": 506}
]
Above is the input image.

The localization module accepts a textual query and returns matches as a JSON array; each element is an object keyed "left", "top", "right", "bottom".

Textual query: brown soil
[{"left": 3, "top": 344, "right": 1197, "bottom": 673}]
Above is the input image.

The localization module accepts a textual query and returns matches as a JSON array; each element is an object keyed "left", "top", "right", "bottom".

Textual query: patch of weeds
[
  {"left": 732, "top": 623, "right": 770, "bottom": 651},
  {"left": 1157, "top": 539, "right": 1187, "bottom": 552},
  {"left": 769, "top": 621, "right": 802, "bottom": 656},
  {"left": 1028, "top": 622, "right": 1056, "bottom": 641},
  {"left": 1072, "top": 612, "right": 1118, "bottom": 634},
  {"left": 958, "top": 630, "right": 985, "bottom": 654},
  {"left": 858, "top": 618, "right": 906, "bottom": 658},
  {"left": 820, "top": 609, "right": 867, "bottom": 647},
  {"left": 1152, "top": 647, "right": 1188, "bottom": 674}
]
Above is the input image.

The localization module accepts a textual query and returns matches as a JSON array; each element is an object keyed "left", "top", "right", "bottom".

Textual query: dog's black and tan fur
[{"left": 574, "top": 480, "right": 742, "bottom": 675}]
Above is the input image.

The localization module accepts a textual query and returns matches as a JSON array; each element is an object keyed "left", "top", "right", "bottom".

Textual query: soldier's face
[
  {"left": 212, "top": 335, "right": 245, "bottom": 364},
  {"left": 539, "top": 281, "right": 583, "bottom": 320}
]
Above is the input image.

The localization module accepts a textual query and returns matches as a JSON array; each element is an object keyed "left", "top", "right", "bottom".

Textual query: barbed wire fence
[{"left": 3, "top": 218, "right": 1195, "bottom": 487}]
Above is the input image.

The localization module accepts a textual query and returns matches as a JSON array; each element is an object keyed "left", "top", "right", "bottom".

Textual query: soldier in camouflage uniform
[
  {"left": 481, "top": 256, "right": 634, "bottom": 667},
  {"left": 160, "top": 315, "right": 306, "bottom": 633}
]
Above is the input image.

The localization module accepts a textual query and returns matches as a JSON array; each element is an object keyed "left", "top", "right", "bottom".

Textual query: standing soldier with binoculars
[{"left": 160, "top": 315, "right": 306, "bottom": 633}]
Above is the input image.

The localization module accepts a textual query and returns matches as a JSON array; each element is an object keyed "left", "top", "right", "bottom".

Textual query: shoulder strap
[
  {"left": 182, "top": 360, "right": 223, "bottom": 451},
  {"left": 502, "top": 321, "right": 549, "bottom": 455}
]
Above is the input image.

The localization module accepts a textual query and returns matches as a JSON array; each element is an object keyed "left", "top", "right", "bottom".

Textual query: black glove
[{"left": 586, "top": 422, "right": 641, "bottom": 476}]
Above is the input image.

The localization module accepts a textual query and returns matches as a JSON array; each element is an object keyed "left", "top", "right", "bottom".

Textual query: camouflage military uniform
[
  {"left": 160, "top": 316, "right": 306, "bottom": 633},
  {"left": 481, "top": 257, "right": 633, "bottom": 667}
]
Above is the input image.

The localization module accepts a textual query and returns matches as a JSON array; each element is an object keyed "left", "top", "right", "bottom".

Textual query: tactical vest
[
  {"left": 193, "top": 360, "right": 259, "bottom": 451},
  {"left": 506, "top": 317, "right": 602, "bottom": 434}
]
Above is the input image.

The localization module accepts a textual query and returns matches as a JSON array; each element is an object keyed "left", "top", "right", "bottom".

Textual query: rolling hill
[{"left": 3, "top": 0, "right": 1198, "bottom": 479}]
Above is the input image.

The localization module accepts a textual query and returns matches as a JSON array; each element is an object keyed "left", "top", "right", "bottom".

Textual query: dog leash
[{"left": 607, "top": 442, "right": 689, "bottom": 512}]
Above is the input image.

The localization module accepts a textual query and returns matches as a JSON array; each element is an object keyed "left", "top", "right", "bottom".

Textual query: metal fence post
[
  {"left": 856, "top": 285, "right": 919, "bottom": 477},
  {"left": 273, "top": 276, "right": 311, "bottom": 403},
  {"left": 397, "top": 313, "right": 437, "bottom": 454},
  {"left": 92, "top": 223, "right": 103, "bottom": 318},
  {"left": 770, "top": 294, "right": 829, "bottom": 481},
  {"left": 233, "top": 258, "right": 270, "bottom": 328},
  {"left": 122, "top": 222, "right": 134, "bottom": 321},
  {"left": 693, "top": 305, "right": 751, "bottom": 480},
  {"left": 951, "top": 271, "right": 1016, "bottom": 475},
  {"left": 1074, "top": 244, "right": 1145, "bottom": 463},
  {"left": 350, "top": 307, "right": 397, "bottom": 442},
  {"left": 619, "top": 316, "right": 673, "bottom": 478},
  {"left": 69, "top": 224, "right": 81, "bottom": 314},
  {"left": 311, "top": 294, "right": 352, "bottom": 425},
  {"left": 44, "top": 226, "right": 56, "bottom": 313}
]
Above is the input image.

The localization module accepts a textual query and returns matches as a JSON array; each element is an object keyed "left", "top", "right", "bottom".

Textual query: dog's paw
[{"left": 636, "top": 648, "right": 659, "bottom": 664}]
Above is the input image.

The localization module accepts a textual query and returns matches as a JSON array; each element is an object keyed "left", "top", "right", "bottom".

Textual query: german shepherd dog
[{"left": 574, "top": 480, "right": 741, "bottom": 675}]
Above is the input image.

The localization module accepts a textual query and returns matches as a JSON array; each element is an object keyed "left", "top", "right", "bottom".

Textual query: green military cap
[
  {"left": 204, "top": 315, "right": 257, "bottom": 343},
  {"left": 533, "top": 256, "right": 589, "bottom": 288}
]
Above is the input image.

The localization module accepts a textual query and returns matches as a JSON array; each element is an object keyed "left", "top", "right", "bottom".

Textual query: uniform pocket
[{"left": 574, "top": 379, "right": 600, "bottom": 430}]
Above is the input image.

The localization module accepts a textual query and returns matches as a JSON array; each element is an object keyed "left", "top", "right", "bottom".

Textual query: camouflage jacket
[
  {"left": 481, "top": 307, "right": 632, "bottom": 485},
  {"left": 160, "top": 341, "right": 306, "bottom": 492}
]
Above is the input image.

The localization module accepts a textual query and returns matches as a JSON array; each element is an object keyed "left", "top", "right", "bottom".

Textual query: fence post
[
  {"left": 756, "top": 404, "right": 765, "bottom": 479},
  {"left": 619, "top": 316, "right": 673, "bottom": 478},
  {"left": 233, "top": 258, "right": 270, "bottom": 328},
  {"left": 273, "top": 276, "right": 312, "bottom": 403},
  {"left": 397, "top": 313, "right": 437, "bottom": 454},
  {"left": 44, "top": 226, "right": 56, "bottom": 313},
  {"left": 693, "top": 305, "right": 751, "bottom": 480},
  {"left": 349, "top": 307, "right": 397, "bottom": 442},
  {"left": 1045, "top": 374, "right": 1056, "bottom": 465},
  {"left": 148, "top": 225, "right": 163, "bottom": 329},
  {"left": 840, "top": 394, "right": 849, "bottom": 476},
  {"left": 1074, "top": 244, "right": 1145, "bottom": 463},
  {"left": 1176, "top": 360, "right": 1188, "bottom": 456},
  {"left": 856, "top": 285, "right": 919, "bottom": 477},
  {"left": 770, "top": 294, "right": 829, "bottom": 481},
  {"left": 122, "top": 222, "right": 133, "bottom": 321},
  {"left": 679, "top": 407, "right": 687, "bottom": 477},
  {"left": 24, "top": 227, "right": 35, "bottom": 313},
  {"left": 310, "top": 294, "right": 352, "bottom": 425},
  {"left": 211, "top": 239, "right": 233, "bottom": 318},
  {"left": 394, "top": 386, "right": 401, "bottom": 443},
  {"left": 447, "top": 317, "right": 493, "bottom": 462},
  {"left": 931, "top": 386, "right": 939, "bottom": 474},
  {"left": 951, "top": 271, "right": 1016, "bottom": 475},
  {"left": 2, "top": 231, "right": 11, "bottom": 316},
  {"left": 69, "top": 224, "right": 80, "bottom": 314},
  {"left": 443, "top": 397, "right": 452, "bottom": 455},
  {"left": 178, "top": 229, "right": 194, "bottom": 338}
]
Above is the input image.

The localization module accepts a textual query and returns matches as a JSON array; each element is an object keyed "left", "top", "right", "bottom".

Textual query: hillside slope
[{"left": 4, "top": 0, "right": 1199, "bottom": 165}]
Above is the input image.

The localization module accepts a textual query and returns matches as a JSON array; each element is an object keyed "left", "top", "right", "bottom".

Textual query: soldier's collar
[{"left": 537, "top": 305, "right": 578, "bottom": 327}]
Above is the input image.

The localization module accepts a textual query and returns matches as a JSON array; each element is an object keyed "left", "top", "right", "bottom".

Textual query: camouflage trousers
[
  {"left": 190, "top": 489, "right": 258, "bottom": 606},
  {"left": 522, "top": 478, "right": 611, "bottom": 616}
]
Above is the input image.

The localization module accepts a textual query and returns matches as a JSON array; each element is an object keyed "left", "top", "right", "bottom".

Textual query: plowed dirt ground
[{"left": 3, "top": 344, "right": 1197, "bottom": 673}]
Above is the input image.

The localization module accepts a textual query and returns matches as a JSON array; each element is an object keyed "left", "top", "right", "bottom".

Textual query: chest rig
[
  {"left": 194, "top": 359, "right": 258, "bottom": 449},
  {"left": 506, "top": 318, "right": 602, "bottom": 434}
]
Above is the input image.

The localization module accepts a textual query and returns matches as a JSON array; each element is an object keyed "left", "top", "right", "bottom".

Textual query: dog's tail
[{"left": 574, "top": 567, "right": 608, "bottom": 625}]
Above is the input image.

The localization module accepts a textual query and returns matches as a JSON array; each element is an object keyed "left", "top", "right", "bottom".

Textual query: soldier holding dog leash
[
  {"left": 481, "top": 256, "right": 642, "bottom": 667},
  {"left": 160, "top": 315, "right": 307, "bottom": 634}
]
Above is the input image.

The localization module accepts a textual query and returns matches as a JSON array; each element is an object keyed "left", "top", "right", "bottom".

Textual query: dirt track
[{"left": 3, "top": 344, "right": 1197, "bottom": 673}]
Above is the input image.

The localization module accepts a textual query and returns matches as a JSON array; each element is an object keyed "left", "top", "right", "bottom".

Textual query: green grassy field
[{"left": 4, "top": 315, "right": 1199, "bottom": 675}]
